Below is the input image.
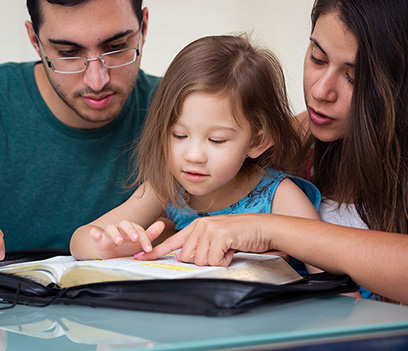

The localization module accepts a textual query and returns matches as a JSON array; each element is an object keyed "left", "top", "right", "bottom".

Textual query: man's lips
[
  {"left": 308, "top": 107, "right": 335, "bottom": 126},
  {"left": 82, "top": 94, "right": 113, "bottom": 109}
]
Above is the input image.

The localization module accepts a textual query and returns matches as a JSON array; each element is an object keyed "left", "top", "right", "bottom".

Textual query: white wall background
[{"left": 0, "top": 0, "right": 314, "bottom": 114}]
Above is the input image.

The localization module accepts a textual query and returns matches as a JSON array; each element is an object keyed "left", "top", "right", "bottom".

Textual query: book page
[
  {"left": 0, "top": 252, "right": 303, "bottom": 288},
  {"left": 0, "top": 256, "right": 77, "bottom": 285},
  {"left": 60, "top": 252, "right": 303, "bottom": 287}
]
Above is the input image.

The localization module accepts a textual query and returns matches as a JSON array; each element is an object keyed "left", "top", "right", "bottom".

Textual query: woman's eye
[
  {"left": 310, "top": 54, "right": 325, "bottom": 65},
  {"left": 346, "top": 73, "right": 354, "bottom": 85}
]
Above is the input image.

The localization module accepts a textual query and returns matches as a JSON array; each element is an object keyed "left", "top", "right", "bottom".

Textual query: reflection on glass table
[{"left": 0, "top": 295, "right": 408, "bottom": 351}]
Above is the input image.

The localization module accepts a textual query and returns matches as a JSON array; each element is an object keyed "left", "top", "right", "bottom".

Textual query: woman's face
[{"left": 303, "top": 12, "right": 358, "bottom": 142}]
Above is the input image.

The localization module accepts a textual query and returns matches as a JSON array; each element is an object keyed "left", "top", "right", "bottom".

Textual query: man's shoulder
[
  {"left": 0, "top": 61, "right": 36, "bottom": 83},
  {"left": 137, "top": 70, "right": 161, "bottom": 86},
  {"left": 135, "top": 69, "right": 161, "bottom": 93}
]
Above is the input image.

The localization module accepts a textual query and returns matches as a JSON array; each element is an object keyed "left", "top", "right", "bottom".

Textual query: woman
[{"left": 141, "top": 0, "right": 408, "bottom": 304}]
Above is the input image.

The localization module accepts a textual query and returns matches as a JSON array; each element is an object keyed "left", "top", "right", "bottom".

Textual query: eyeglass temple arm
[{"left": 35, "top": 33, "right": 53, "bottom": 68}]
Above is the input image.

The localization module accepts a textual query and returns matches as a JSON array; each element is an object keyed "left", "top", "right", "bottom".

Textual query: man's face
[{"left": 33, "top": 0, "right": 145, "bottom": 129}]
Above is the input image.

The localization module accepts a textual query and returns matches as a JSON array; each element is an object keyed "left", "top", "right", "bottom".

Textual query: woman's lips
[{"left": 308, "top": 107, "right": 335, "bottom": 125}]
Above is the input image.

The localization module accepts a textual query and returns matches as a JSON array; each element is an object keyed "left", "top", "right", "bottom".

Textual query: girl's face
[
  {"left": 169, "top": 91, "right": 257, "bottom": 210},
  {"left": 303, "top": 12, "right": 357, "bottom": 142}
]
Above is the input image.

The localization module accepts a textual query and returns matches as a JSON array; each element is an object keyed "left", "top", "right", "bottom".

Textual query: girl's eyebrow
[{"left": 310, "top": 36, "right": 355, "bottom": 68}]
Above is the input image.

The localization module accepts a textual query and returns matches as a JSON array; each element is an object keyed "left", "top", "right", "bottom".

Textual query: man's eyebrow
[
  {"left": 310, "top": 36, "right": 355, "bottom": 67},
  {"left": 102, "top": 30, "right": 134, "bottom": 45},
  {"left": 48, "top": 30, "right": 134, "bottom": 48}
]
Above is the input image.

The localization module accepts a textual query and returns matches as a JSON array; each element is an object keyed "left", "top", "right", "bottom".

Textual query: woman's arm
[
  {"left": 70, "top": 182, "right": 165, "bottom": 260},
  {"left": 141, "top": 213, "right": 408, "bottom": 303}
]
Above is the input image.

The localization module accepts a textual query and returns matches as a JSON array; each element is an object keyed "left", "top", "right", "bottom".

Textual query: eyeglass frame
[{"left": 34, "top": 24, "right": 142, "bottom": 74}]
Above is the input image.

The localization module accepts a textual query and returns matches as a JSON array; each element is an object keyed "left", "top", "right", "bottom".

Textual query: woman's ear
[{"left": 247, "top": 130, "right": 274, "bottom": 159}]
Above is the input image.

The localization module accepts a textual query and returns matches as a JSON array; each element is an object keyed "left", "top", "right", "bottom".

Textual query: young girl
[{"left": 70, "top": 34, "right": 321, "bottom": 271}]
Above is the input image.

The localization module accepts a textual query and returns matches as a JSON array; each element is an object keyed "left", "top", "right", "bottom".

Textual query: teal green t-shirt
[{"left": 0, "top": 61, "right": 160, "bottom": 251}]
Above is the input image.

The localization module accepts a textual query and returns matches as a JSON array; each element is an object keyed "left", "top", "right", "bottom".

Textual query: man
[{"left": 0, "top": 0, "right": 160, "bottom": 253}]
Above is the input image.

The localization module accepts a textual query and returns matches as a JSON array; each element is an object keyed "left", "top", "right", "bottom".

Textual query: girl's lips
[
  {"left": 182, "top": 171, "right": 208, "bottom": 182},
  {"left": 308, "top": 107, "right": 335, "bottom": 126},
  {"left": 83, "top": 94, "right": 113, "bottom": 109}
]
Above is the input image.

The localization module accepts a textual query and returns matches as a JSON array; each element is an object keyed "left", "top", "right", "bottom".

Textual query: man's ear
[
  {"left": 25, "top": 21, "right": 40, "bottom": 56},
  {"left": 141, "top": 7, "right": 149, "bottom": 46},
  {"left": 247, "top": 130, "right": 274, "bottom": 159}
]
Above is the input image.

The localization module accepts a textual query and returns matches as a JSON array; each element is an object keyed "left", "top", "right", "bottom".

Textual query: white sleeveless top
[{"left": 318, "top": 198, "right": 368, "bottom": 229}]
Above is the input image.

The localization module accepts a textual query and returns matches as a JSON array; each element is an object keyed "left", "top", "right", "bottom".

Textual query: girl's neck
[{"left": 188, "top": 169, "right": 265, "bottom": 213}]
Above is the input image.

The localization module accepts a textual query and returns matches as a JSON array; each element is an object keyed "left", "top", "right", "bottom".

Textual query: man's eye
[
  {"left": 106, "top": 43, "right": 127, "bottom": 52},
  {"left": 57, "top": 49, "right": 80, "bottom": 57}
]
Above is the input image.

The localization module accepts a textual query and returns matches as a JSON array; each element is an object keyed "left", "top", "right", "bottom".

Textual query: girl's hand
[
  {"left": 89, "top": 220, "right": 165, "bottom": 259},
  {"left": 0, "top": 229, "right": 4, "bottom": 261}
]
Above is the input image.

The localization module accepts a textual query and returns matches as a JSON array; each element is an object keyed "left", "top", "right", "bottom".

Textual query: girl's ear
[{"left": 247, "top": 130, "right": 274, "bottom": 159}]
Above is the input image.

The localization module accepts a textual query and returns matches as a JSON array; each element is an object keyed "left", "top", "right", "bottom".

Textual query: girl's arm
[
  {"left": 270, "top": 178, "right": 320, "bottom": 220},
  {"left": 270, "top": 178, "right": 322, "bottom": 274},
  {"left": 70, "top": 182, "right": 165, "bottom": 260}
]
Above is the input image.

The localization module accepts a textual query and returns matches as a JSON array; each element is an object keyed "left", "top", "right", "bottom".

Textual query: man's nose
[{"left": 82, "top": 58, "right": 110, "bottom": 92}]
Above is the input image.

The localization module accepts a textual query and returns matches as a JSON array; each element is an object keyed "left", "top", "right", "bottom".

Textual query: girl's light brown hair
[{"left": 130, "top": 34, "right": 305, "bottom": 208}]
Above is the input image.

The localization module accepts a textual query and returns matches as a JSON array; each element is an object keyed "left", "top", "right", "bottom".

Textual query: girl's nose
[{"left": 183, "top": 142, "right": 207, "bottom": 163}]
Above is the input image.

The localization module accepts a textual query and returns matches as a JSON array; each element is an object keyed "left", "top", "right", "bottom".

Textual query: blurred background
[{"left": 0, "top": 0, "right": 314, "bottom": 114}]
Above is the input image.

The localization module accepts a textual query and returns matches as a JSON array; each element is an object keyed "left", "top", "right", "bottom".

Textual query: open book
[{"left": 0, "top": 251, "right": 303, "bottom": 288}]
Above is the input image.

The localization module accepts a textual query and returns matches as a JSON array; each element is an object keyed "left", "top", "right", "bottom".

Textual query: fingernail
[
  {"left": 115, "top": 237, "right": 122, "bottom": 245},
  {"left": 175, "top": 252, "right": 181, "bottom": 262},
  {"left": 134, "top": 252, "right": 145, "bottom": 258}
]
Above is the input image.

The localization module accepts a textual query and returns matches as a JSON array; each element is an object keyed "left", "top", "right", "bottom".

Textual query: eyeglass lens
[{"left": 51, "top": 48, "right": 138, "bottom": 73}]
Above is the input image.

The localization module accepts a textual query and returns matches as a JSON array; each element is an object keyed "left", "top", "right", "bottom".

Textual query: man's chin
[{"left": 74, "top": 113, "right": 118, "bottom": 129}]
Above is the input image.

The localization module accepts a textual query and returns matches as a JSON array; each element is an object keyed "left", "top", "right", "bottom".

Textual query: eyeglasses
[{"left": 35, "top": 33, "right": 141, "bottom": 74}]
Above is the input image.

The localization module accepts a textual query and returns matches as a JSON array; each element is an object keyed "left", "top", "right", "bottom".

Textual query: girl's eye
[
  {"left": 209, "top": 138, "right": 226, "bottom": 144},
  {"left": 310, "top": 54, "right": 325, "bottom": 65},
  {"left": 171, "top": 133, "right": 187, "bottom": 140}
]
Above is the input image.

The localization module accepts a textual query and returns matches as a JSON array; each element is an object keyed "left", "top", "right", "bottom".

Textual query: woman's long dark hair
[{"left": 309, "top": 0, "right": 408, "bottom": 234}]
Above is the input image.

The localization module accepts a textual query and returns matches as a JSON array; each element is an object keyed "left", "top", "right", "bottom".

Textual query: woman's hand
[{"left": 139, "top": 214, "right": 276, "bottom": 266}]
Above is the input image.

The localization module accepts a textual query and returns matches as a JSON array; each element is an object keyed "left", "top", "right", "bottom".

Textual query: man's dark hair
[{"left": 27, "top": 0, "right": 143, "bottom": 35}]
